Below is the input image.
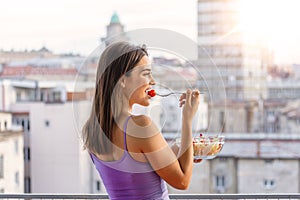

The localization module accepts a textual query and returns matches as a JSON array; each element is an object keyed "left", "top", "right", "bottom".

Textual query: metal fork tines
[
  {"left": 156, "top": 91, "right": 204, "bottom": 97},
  {"left": 156, "top": 92, "right": 183, "bottom": 97}
]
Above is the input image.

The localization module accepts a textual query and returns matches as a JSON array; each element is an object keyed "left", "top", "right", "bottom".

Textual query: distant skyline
[{"left": 1, "top": 0, "right": 300, "bottom": 64}]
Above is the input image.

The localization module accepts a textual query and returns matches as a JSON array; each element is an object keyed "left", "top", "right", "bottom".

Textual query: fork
[
  {"left": 156, "top": 91, "right": 205, "bottom": 97},
  {"left": 156, "top": 92, "right": 183, "bottom": 97}
]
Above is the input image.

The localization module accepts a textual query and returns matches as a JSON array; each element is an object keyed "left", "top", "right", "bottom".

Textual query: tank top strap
[{"left": 123, "top": 115, "right": 132, "bottom": 151}]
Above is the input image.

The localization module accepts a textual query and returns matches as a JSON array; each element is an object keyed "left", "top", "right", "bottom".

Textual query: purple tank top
[{"left": 89, "top": 116, "right": 170, "bottom": 200}]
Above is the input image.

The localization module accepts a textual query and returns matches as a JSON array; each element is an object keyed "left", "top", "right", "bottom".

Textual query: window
[
  {"left": 4, "top": 121, "right": 7, "bottom": 130},
  {"left": 45, "top": 120, "right": 50, "bottom": 127},
  {"left": 48, "top": 91, "right": 62, "bottom": 103},
  {"left": 25, "top": 177, "right": 31, "bottom": 193},
  {"left": 24, "top": 147, "right": 31, "bottom": 161},
  {"left": 216, "top": 175, "right": 225, "bottom": 187},
  {"left": 16, "top": 91, "right": 22, "bottom": 101},
  {"left": 215, "top": 175, "right": 226, "bottom": 193},
  {"left": 96, "top": 181, "right": 101, "bottom": 191},
  {"left": 0, "top": 188, "right": 4, "bottom": 193},
  {"left": 15, "top": 140, "right": 19, "bottom": 154},
  {"left": 53, "top": 91, "right": 61, "bottom": 102},
  {"left": 15, "top": 172, "right": 19, "bottom": 185},
  {"left": 264, "top": 179, "right": 275, "bottom": 190},
  {"left": 0, "top": 155, "right": 4, "bottom": 178},
  {"left": 21, "top": 119, "right": 25, "bottom": 129},
  {"left": 219, "top": 111, "right": 225, "bottom": 128},
  {"left": 40, "top": 92, "right": 44, "bottom": 101},
  {"left": 265, "top": 159, "right": 274, "bottom": 164}
]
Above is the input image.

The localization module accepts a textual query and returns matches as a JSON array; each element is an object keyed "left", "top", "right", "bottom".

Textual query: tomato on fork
[{"left": 147, "top": 89, "right": 156, "bottom": 97}]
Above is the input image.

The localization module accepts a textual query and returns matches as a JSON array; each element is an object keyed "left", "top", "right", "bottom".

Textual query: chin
[
  {"left": 138, "top": 99, "right": 150, "bottom": 107},
  {"left": 139, "top": 102, "right": 150, "bottom": 107}
]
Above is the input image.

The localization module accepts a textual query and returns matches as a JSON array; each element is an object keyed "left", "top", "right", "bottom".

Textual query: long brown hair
[{"left": 82, "top": 41, "right": 148, "bottom": 154}]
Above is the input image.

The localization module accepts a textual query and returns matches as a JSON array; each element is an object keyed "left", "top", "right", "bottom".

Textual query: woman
[{"left": 82, "top": 41, "right": 200, "bottom": 199}]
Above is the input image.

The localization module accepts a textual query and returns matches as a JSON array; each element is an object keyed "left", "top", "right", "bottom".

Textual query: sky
[
  {"left": 0, "top": 0, "right": 197, "bottom": 55},
  {"left": 0, "top": 0, "right": 300, "bottom": 64}
]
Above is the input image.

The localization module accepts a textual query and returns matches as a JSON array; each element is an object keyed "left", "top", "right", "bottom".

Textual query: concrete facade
[
  {"left": 0, "top": 112, "right": 24, "bottom": 193},
  {"left": 11, "top": 101, "right": 96, "bottom": 193}
]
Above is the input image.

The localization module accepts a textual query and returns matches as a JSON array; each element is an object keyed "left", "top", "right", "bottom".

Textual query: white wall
[
  {"left": 238, "top": 159, "right": 299, "bottom": 193},
  {"left": 0, "top": 112, "right": 12, "bottom": 131},
  {"left": 168, "top": 161, "right": 211, "bottom": 194},
  {"left": 12, "top": 101, "right": 93, "bottom": 193},
  {"left": 0, "top": 132, "right": 24, "bottom": 193},
  {"left": 0, "top": 80, "right": 16, "bottom": 111}
]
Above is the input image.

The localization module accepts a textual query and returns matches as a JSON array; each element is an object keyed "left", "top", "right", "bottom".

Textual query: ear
[{"left": 120, "top": 77, "right": 126, "bottom": 88}]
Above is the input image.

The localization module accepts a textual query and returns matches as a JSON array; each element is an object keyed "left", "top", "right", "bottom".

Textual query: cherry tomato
[{"left": 147, "top": 89, "right": 156, "bottom": 97}]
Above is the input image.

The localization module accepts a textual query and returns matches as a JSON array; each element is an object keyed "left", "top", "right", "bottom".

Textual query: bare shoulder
[
  {"left": 126, "top": 115, "right": 163, "bottom": 150},
  {"left": 131, "top": 115, "right": 152, "bottom": 127}
]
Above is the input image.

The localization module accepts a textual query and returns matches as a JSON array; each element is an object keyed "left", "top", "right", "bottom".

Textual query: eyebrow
[
  {"left": 137, "top": 64, "right": 152, "bottom": 72},
  {"left": 131, "top": 64, "right": 152, "bottom": 73},
  {"left": 140, "top": 68, "right": 151, "bottom": 72}
]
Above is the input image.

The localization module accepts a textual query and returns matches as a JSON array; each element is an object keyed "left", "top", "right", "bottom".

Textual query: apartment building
[
  {"left": 197, "top": 0, "right": 272, "bottom": 101},
  {"left": 0, "top": 112, "right": 24, "bottom": 193}
]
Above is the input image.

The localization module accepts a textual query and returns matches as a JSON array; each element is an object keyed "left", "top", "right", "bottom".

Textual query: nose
[{"left": 149, "top": 76, "right": 155, "bottom": 85}]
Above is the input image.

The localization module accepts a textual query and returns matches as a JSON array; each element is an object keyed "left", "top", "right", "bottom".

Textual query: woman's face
[{"left": 123, "top": 55, "right": 155, "bottom": 107}]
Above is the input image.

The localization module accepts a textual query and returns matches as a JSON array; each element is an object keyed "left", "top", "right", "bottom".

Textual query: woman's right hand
[{"left": 179, "top": 89, "right": 200, "bottom": 122}]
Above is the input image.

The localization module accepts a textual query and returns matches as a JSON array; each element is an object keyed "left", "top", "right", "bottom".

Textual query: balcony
[{"left": 0, "top": 193, "right": 300, "bottom": 200}]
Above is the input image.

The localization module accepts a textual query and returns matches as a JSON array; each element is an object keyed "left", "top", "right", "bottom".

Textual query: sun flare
[{"left": 237, "top": 0, "right": 300, "bottom": 49}]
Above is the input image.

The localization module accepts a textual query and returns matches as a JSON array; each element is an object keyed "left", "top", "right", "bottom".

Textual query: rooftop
[{"left": 0, "top": 66, "right": 78, "bottom": 77}]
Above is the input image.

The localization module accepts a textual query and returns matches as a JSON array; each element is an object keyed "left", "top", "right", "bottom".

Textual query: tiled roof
[{"left": 0, "top": 66, "right": 78, "bottom": 77}]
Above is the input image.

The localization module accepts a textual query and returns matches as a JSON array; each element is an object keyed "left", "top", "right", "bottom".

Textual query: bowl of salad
[{"left": 193, "top": 134, "right": 225, "bottom": 159}]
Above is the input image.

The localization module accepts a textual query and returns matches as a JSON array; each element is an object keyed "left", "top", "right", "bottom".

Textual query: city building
[
  {"left": 0, "top": 75, "right": 96, "bottom": 193},
  {"left": 0, "top": 65, "right": 78, "bottom": 81},
  {"left": 197, "top": 0, "right": 272, "bottom": 101},
  {"left": 0, "top": 76, "right": 102, "bottom": 193},
  {"left": 291, "top": 64, "right": 300, "bottom": 80},
  {"left": 11, "top": 100, "right": 95, "bottom": 193},
  {"left": 207, "top": 98, "right": 294, "bottom": 134},
  {"left": 0, "top": 47, "right": 57, "bottom": 64},
  {"left": 267, "top": 79, "right": 300, "bottom": 100},
  {"left": 0, "top": 111, "right": 24, "bottom": 193},
  {"left": 280, "top": 100, "right": 300, "bottom": 134},
  {"left": 101, "top": 12, "right": 129, "bottom": 46}
]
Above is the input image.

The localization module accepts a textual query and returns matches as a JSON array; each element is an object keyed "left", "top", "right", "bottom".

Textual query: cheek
[
  {"left": 125, "top": 75, "right": 149, "bottom": 100},
  {"left": 131, "top": 85, "right": 148, "bottom": 97},
  {"left": 127, "top": 77, "right": 147, "bottom": 90},
  {"left": 127, "top": 86, "right": 148, "bottom": 104},
  {"left": 136, "top": 77, "right": 149, "bottom": 85}
]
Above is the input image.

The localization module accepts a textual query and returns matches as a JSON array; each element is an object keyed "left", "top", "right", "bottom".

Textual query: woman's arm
[
  {"left": 171, "top": 143, "right": 179, "bottom": 155},
  {"left": 129, "top": 89, "right": 200, "bottom": 189}
]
